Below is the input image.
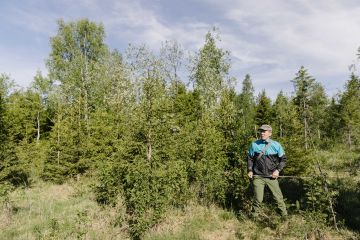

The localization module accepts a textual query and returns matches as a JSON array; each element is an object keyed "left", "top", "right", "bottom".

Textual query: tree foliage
[
  {"left": 0, "top": 74, "right": 29, "bottom": 186},
  {"left": 2, "top": 19, "right": 360, "bottom": 239},
  {"left": 339, "top": 73, "right": 360, "bottom": 148}
]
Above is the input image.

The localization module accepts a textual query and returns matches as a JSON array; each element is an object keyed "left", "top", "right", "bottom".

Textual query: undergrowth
[{"left": 1, "top": 148, "right": 359, "bottom": 239}]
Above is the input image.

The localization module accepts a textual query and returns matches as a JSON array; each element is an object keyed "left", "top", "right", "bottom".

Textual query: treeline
[{"left": 1, "top": 19, "right": 360, "bottom": 238}]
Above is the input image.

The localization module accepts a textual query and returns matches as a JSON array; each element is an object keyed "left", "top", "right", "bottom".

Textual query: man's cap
[{"left": 258, "top": 124, "right": 272, "bottom": 131}]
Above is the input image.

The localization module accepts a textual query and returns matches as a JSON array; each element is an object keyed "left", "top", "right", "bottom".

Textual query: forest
[{"left": 1, "top": 19, "right": 360, "bottom": 239}]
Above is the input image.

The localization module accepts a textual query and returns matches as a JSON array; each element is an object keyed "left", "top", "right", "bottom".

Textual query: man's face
[{"left": 259, "top": 130, "right": 272, "bottom": 140}]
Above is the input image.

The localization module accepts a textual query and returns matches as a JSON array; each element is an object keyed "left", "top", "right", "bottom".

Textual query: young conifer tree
[
  {"left": 103, "top": 44, "right": 189, "bottom": 238},
  {"left": 339, "top": 73, "right": 360, "bottom": 149},
  {"left": 0, "top": 74, "right": 28, "bottom": 186},
  {"left": 236, "top": 74, "right": 256, "bottom": 138},
  {"left": 255, "top": 89, "right": 272, "bottom": 127},
  {"left": 272, "top": 91, "right": 309, "bottom": 175},
  {"left": 292, "top": 66, "right": 327, "bottom": 150}
]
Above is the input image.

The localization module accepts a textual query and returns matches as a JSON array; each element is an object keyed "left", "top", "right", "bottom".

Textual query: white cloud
[
  {"left": 100, "top": 0, "right": 211, "bottom": 50},
  {"left": 223, "top": 1, "right": 360, "bottom": 69},
  {"left": 1, "top": 0, "right": 360, "bottom": 98},
  {"left": 202, "top": 0, "right": 360, "bottom": 97}
]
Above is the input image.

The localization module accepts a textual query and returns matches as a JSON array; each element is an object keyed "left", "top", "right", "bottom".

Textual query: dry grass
[
  {"left": 144, "top": 202, "right": 239, "bottom": 240},
  {"left": 1, "top": 176, "right": 358, "bottom": 240},
  {"left": 0, "top": 179, "right": 130, "bottom": 240},
  {"left": 143, "top": 203, "right": 358, "bottom": 240}
]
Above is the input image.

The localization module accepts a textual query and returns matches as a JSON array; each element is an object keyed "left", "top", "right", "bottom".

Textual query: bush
[
  {"left": 0, "top": 143, "right": 29, "bottom": 187},
  {"left": 95, "top": 163, "right": 122, "bottom": 206},
  {"left": 336, "top": 180, "right": 360, "bottom": 232}
]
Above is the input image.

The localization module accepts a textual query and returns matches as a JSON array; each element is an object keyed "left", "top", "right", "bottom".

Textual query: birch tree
[{"left": 44, "top": 19, "right": 107, "bottom": 182}]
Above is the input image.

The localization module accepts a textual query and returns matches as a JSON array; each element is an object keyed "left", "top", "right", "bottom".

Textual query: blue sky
[{"left": 1, "top": 0, "right": 360, "bottom": 99}]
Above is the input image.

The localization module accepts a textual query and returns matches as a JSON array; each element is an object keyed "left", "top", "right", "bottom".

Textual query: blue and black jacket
[{"left": 247, "top": 139, "right": 286, "bottom": 177}]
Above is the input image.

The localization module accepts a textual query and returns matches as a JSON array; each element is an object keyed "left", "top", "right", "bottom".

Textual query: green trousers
[{"left": 252, "top": 176, "right": 287, "bottom": 217}]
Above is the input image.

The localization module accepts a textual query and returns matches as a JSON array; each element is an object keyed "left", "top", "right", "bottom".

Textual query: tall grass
[
  {"left": 1, "top": 180, "right": 358, "bottom": 240},
  {"left": 143, "top": 202, "right": 357, "bottom": 240},
  {"left": 0, "top": 179, "right": 129, "bottom": 240},
  {"left": 1, "top": 148, "right": 359, "bottom": 239}
]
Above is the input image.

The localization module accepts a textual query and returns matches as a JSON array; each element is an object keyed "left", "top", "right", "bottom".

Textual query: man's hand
[
  {"left": 272, "top": 170, "right": 279, "bottom": 179},
  {"left": 248, "top": 171, "right": 253, "bottom": 179}
]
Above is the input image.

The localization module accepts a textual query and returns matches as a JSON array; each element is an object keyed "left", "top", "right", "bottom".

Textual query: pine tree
[
  {"left": 291, "top": 66, "right": 327, "bottom": 149},
  {"left": 5, "top": 89, "right": 49, "bottom": 180},
  {"left": 308, "top": 83, "right": 328, "bottom": 147},
  {"left": 272, "top": 91, "right": 300, "bottom": 139},
  {"left": 0, "top": 74, "right": 29, "bottom": 186},
  {"left": 292, "top": 66, "right": 314, "bottom": 149},
  {"left": 271, "top": 91, "right": 307, "bottom": 175},
  {"left": 323, "top": 97, "right": 342, "bottom": 146},
  {"left": 339, "top": 73, "right": 360, "bottom": 149},
  {"left": 216, "top": 88, "right": 249, "bottom": 209},
  {"left": 100, "top": 45, "right": 190, "bottom": 238},
  {"left": 236, "top": 74, "right": 256, "bottom": 138},
  {"left": 255, "top": 89, "right": 272, "bottom": 127},
  {"left": 87, "top": 49, "right": 134, "bottom": 169}
]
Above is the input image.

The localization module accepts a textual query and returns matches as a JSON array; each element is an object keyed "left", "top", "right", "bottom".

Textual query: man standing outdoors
[{"left": 247, "top": 124, "right": 288, "bottom": 218}]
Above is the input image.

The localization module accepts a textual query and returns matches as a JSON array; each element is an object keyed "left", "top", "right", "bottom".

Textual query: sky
[{"left": 1, "top": 0, "right": 360, "bottom": 99}]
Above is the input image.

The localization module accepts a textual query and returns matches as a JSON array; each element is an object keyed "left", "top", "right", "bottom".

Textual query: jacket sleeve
[
  {"left": 247, "top": 155, "right": 254, "bottom": 172},
  {"left": 277, "top": 154, "right": 286, "bottom": 172},
  {"left": 247, "top": 143, "right": 255, "bottom": 172}
]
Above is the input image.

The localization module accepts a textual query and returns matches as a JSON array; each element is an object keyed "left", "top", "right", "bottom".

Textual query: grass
[
  {"left": 143, "top": 202, "right": 358, "bottom": 240},
  {"left": 1, "top": 148, "right": 359, "bottom": 239},
  {"left": 143, "top": 203, "right": 239, "bottom": 240},
  {"left": 0, "top": 179, "right": 129, "bottom": 240},
  {"left": 315, "top": 149, "right": 359, "bottom": 178},
  {"left": 1, "top": 179, "right": 358, "bottom": 240}
]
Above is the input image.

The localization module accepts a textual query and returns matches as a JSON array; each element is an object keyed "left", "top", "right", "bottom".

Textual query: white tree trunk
[{"left": 36, "top": 111, "right": 40, "bottom": 143}]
